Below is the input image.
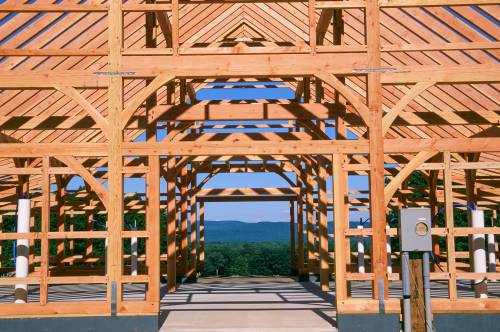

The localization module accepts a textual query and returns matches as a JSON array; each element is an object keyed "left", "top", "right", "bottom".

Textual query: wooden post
[
  {"left": 179, "top": 166, "right": 188, "bottom": 276},
  {"left": 465, "top": 153, "right": 480, "bottom": 277},
  {"left": 189, "top": 171, "right": 198, "bottom": 274},
  {"left": 366, "top": 0, "right": 388, "bottom": 301},
  {"left": 444, "top": 152, "right": 457, "bottom": 300},
  {"left": 297, "top": 183, "right": 305, "bottom": 277},
  {"left": 69, "top": 211, "right": 74, "bottom": 262},
  {"left": 308, "top": 0, "right": 316, "bottom": 53},
  {"left": 171, "top": 0, "right": 179, "bottom": 55},
  {"left": 166, "top": 157, "right": 177, "bottom": 292},
  {"left": 305, "top": 162, "right": 315, "bottom": 275},
  {"left": 146, "top": 155, "right": 160, "bottom": 310},
  {"left": 333, "top": 154, "right": 348, "bottom": 301},
  {"left": 198, "top": 201, "right": 205, "bottom": 272},
  {"left": 40, "top": 156, "right": 50, "bottom": 305},
  {"left": 85, "top": 183, "right": 95, "bottom": 261},
  {"left": 289, "top": 200, "right": 297, "bottom": 275},
  {"left": 429, "top": 171, "right": 441, "bottom": 271},
  {"left": 55, "top": 176, "right": 65, "bottom": 269},
  {"left": 318, "top": 156, "right": 329, "bottom": 291},
  {"left": 107, "top": 0, "right": 124, "bottom": 310},
  {"left": 410, "top": 256, "right": 425, "bottom": 332},
  {"left": 85, "top": 211, "right": 94, "bottom": 258}
]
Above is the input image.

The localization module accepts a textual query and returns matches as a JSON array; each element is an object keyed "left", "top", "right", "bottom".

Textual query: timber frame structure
[{"left": 0, "top": 0, "right": 499, "bottom": 329}]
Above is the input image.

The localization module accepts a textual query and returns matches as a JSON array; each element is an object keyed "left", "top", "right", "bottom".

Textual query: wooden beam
[
  {"left": 381, "top": 65, "right": 499, "bottom": 84},
  {"left": 197, "top": 195, "right": 296, "bottom": 202},
  {"left": 0, "top": 137, "right": 497, "bottom": 159},
  {"left": 121, "top": 53, "right": 367, "bottom": 77},
  {"left": 149, "top": 103, "right": 342, "bottom": 122},
  {"left": 0, "top": 72, "right": 109, "bottom": 89}
]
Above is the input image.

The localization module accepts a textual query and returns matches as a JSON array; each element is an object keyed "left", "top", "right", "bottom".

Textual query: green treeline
[{"left": 202, "top": 242, "right": 291, "bottom": 277}]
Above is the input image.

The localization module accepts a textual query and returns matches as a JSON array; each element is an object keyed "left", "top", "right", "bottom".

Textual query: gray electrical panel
[{"left": 399, "top": 208, "right": 432, "bottom": 252}]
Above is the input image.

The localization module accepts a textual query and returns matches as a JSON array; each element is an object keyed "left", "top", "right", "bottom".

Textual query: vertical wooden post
[
  {"left": 166, "top": 157, "right": 177, "bottom": 292},
  {"left": 318, "top": 156, "right": 329, "bottom": 291},
  {"left": 145, "top": 7, "right": 159, "bottom": 309},
  {"left": 308, "top": 0, "right": 316, "bottom": 53},
  {"left": 297, "top": 182, "right": 305, "bottom": 277},
  {"left": 444, "top": 152, "right": 457, "bottom": 300},
  {"left": 410, "top": 256, "right": 425, "bottom": 332},
  {"left": 179, "top": 166, "right": 188, "bottom": 276},
  {"left": 69, "top": 211, "right": 74, "bottom": 261},
  {"left": 366, "top": 0, "right": 388, "bottom": 301},
  {"left": 85, "top": 184, "right": 95, "bottom": 260},
  {"left": 189, "top": 171, "right": 197, "bottom": 274},
  {"left": 465, "top": 154, "right": 479, "bottom": 275},
  {"left": 333, "top": 154, "right": 347, "bottom": 301},
  {"left": 146, "top": 155, "right": 160, "bottom": 311},
  {"left": 107, "top": 0, "right": 124, "bottom": 310},
  {"left": 40, "top": 156, "right": 50, "bottom": 305},
  {"left": 289, "top": 200, "right": 297, "bottom": 275},
  {"left": 305, "top": 162, "right": 315, "bottom": 275},
  {"left": 334, "top": 71, "right": 351, "bottom": 295},
  {"left": 55, "top": 176, "right": 65, "bottom": 269},
  {"left": 303, "top": 78, "right": 311, "bottom": 103},
  {"left": 429, "top": 171, "right": 440, "bottom": 271},
  {"left": 199, "top": 201, "right": 205, "bottom": 272},
  {"left": 29, "top": 202, "right": 35, "bottom": 273},
  {"left": 86, "top": 211, "right": 94, "bottom": 258},
  {"left": 171, "top": 0, "right": 179, "bottom": 55}
]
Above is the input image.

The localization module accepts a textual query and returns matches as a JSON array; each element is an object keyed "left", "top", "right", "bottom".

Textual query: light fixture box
[{"left": 399, "top": 208, "right": 432, "bottom": 252}]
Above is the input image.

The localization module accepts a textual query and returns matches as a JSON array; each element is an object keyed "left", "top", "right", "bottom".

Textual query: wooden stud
[
  {"left": 290, "top": 200, "right": 297, "bottom": 275},
  {"left": 166, "top": 157, "right": 177, "bottom": 292}
]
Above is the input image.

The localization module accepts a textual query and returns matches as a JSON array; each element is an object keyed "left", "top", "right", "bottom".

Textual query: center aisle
[{"left": 159, "top": 277, "right": 338, "bottom": 332}]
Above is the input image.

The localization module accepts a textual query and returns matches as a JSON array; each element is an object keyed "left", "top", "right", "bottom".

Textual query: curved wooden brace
[
  {"left": 382, "top": 81, "right": 435, "bottom": 135},
  {"left": 121, "top": 74, "right": 175, "bottom": 130},
  {"left": 384, "top": 150, "right": 439, "bottom": 206},
  {"left": 54, "top": 156, "right": 109, "bottom": 210},
  {"left": 315, "top": 73, "right": 370, "bottom": 126},
  {"left": 56, "top": 86, "right": 110, "bottom": 139}
]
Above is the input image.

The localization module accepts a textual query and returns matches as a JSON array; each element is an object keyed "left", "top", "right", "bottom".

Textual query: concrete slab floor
[{"left": 159, "top": 277, "right": 338, "bottom": 332}]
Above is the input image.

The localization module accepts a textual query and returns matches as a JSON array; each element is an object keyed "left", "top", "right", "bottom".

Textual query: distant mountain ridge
[
  {"left": 203, "top": 220, "right": 363, "bottom": 243},
  {"left": 204, "top": 220, "right": 290, "bottom": 243}
]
